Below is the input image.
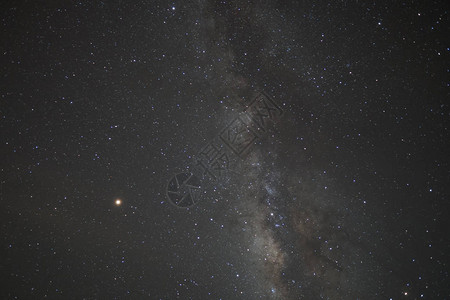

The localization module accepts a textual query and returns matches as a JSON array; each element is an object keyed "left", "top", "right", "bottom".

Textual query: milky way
[{"left": 1, "top": 0, "right": 449, "bottom": 298}]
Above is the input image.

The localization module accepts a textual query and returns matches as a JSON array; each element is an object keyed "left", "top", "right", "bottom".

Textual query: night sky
[{"left": 1, "top": 1, "right": 449, "bottom": 299}]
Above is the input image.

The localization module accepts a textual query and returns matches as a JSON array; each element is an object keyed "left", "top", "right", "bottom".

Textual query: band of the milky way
[{"left": 1, "top": 1, "right": 449, "bottom": 299}]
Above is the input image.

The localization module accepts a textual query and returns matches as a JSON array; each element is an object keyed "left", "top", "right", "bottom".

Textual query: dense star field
[{"left": 1, "top": 1, "right": 449, "bottom": 299}]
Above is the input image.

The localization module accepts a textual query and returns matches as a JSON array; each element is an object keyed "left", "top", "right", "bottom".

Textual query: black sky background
[{"left": 1, "top": 1, "right": 449, "bottom": 299}]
